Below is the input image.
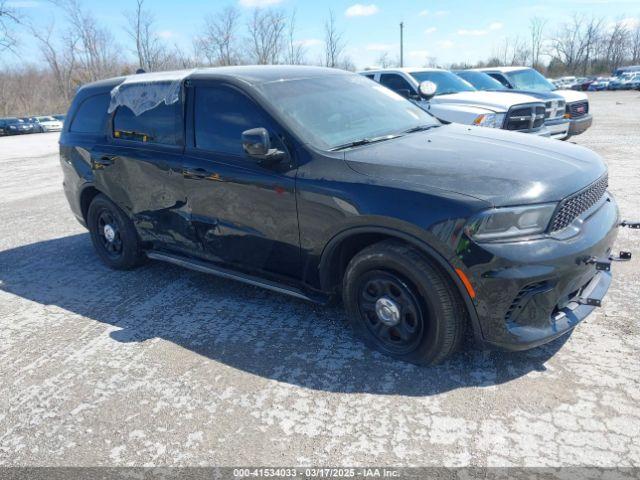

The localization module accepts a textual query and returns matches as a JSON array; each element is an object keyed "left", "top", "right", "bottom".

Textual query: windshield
[
  {"left": 505, "top": 69, "right": 556, "bottom": 91},
  {"left": 257, "top": 74, "right": 438, "bottom": 150},
  {"left": 454, "top": 71, "right": 506, "bottom": 91},
  {"left": 38, "top": 116, "right": 56, "bottom": 122},
  {"left": 409, "top": 71, "right": 476, "bottom": 95}
]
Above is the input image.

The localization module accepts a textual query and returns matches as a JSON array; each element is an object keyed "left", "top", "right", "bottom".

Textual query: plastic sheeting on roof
[{"left": 108, "top": 70, "right": 195, "bottom": 116}]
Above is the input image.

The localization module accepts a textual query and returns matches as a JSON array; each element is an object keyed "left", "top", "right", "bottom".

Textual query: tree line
[{"left": 1, "top": 0, "right": 639, "bottom": 117}]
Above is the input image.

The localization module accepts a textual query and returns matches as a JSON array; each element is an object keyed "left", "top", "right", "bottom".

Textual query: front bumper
[
  {"left": 462, "top": 193, "right": 619, "bottom": 351},
  {"left": 568, "top": 114, "right": 592, "bottom": 136},
  {"left": 546, "top": 117, "right": 571, "bottom": 140}
]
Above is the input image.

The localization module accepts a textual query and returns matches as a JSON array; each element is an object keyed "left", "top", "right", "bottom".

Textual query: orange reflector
[{"left": 455, "top": 268, "right": 476, "bottom": 299}]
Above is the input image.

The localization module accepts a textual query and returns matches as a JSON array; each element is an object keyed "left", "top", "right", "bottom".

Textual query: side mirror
[
  {"left": 242, "top": 127, "right": 286, "bottom": 166},
  {"left": 418, "top": 81, "right": 437, "bottom": 100}
]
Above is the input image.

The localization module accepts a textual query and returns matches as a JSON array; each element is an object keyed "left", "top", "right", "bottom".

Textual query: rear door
[
  {"left": 91, "top": 99, "right": 192, "bottom": 252},
  {"left": 181, "top": 80, "right": 300, "bottom": 280}
]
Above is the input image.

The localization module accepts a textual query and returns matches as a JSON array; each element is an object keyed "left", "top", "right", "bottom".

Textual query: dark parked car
[
  {"left": 0, "top": 117, "right": 36, "bottom": 135},
  {"left": 60, "top": 66, "right": 631, "bottom": 365}
]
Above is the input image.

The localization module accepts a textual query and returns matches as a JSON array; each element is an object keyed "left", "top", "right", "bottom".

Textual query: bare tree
[
  {"left": 286, "top": 9, "right": 306, "bottom": 64},
  {"left": 493, "top": 36, "right": 530, "bottom": 66},
  {"left": 30, "top": 22, "right": 78, "bottom": 102},
  {"left": 375, "top": 51, "right": 399, "bottom": 68},
  {"left": 529, "top": 17, "right": 547, "bottom": 68},
  {"left": 247, "top": 8, "right": 286, "bottom": 64},
  {"left": 0, "top": 0, "right": 20, "bottom": 52},
  {"left": 124, "top": 0, "right": 169, "bottom": 72},
  {"left": 197, "top": 6, "right": 241, "bottom": 66},
  {"left": 323, "top": 10, "right": 345, "bottom": 68},
  {"left": 56, "top": 0, "right": 120, "bottom": 82},
  {"left": 630, "top": 21, "right": 640, "bottom": 64}
]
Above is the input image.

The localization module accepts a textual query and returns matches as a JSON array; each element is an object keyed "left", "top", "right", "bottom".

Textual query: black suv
[{"left": 60, "top": 66, "right": 624, "bottom": 365}]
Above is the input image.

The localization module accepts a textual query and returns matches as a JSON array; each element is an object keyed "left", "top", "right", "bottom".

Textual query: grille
[
  {"left": 544, "top": 100, "right": 566, "bottom": 119},
  {"left": 567, "top": 101, "right": 589, "bottom": 118},
  {"left": 550, "top": 174, "right": 608, "bottom": 232},
  {"left": 505, "top": 104, "right": 546, "bottom": 131}
]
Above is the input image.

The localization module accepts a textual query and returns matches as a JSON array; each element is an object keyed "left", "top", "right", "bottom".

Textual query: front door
[{"left": 181, "top": 81, "right": 300, "bottom": 281}]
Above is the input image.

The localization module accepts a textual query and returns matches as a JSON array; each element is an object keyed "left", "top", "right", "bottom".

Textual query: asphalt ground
[{"left": 0, "top": 90, "right": 639, "bottom": 468}]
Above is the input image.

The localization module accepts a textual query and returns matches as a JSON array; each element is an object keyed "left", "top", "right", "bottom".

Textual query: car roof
[
  {"left": 358, "top": 67, "right": 444, "bottom": 75},
  {"left": 473, "top": 66, "right": 529, "bottom": 73},
  {"left": 80, "top": 65, "right": 351, "bottom": 93}
]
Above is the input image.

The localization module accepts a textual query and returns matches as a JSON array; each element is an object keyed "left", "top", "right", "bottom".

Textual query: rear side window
[
  {"left": 69, "top": 94, "right": 110, "bottom": 133},
  {"left": 113, "top": 103, "right": 179, "bottom": 145},
  {"left": 194, "top": 86, "right": 270, "bottom": 156}
]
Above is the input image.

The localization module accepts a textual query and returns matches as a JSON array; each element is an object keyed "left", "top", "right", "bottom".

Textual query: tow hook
[
  {"left": 583, "top": 251, "right": 631, "bottom": 272},
  {"left": 620, "top": 220, "right": 640, "bottom": 229}
]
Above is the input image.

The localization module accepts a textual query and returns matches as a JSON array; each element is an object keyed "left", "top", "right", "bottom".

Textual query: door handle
[{"left": 183, "top": 167, "right": 208, "bottom": 179}]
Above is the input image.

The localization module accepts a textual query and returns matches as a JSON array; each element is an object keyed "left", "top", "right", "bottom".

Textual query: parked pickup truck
[
  {"left": 475, "top": 67, "right": 592, "bottom": 138},
  {"left": 360, "top": 68, "right": 550, "bottom": 137},
  {"left": 454, "top": 70, "right": 570, "bottom": 140}
]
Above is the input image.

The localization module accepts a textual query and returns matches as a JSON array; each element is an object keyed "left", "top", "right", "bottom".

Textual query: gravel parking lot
[{"left": 1, "top": 91, "right": 639, "bottom": 468}]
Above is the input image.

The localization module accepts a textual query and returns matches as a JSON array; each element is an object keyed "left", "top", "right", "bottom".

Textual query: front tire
[
  {"left": 343, "top": 240, "right": 466, "bottom": 365},
  {"left": 87, "top": 194, "right": 145, "bottom": 270}
]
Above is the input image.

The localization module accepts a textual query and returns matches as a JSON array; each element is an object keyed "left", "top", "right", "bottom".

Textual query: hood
[
  {"left": 555, "top": 89, "right": 588, "bottom": 103},
  {"left": 344, "top": 123, "right": 606, "bottom": 207},
  {"left": 431, "top": 90, "right": 543, "bottom": 112},
  {"left": 500, "top": 89, "right": 565, "bottom": 102}
]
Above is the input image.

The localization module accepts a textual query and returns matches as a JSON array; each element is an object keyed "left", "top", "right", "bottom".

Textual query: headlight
[
  {"left": 465, "top": 203, "right": 557, "bottom": 242},
  {"left": 473, "top": 113, "right": 505, "bottom": 128}
]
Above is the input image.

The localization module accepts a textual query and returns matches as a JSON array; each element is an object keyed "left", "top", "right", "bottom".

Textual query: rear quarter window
[{"left": 69, "top": 93, "right": 110, "bottom": 134}]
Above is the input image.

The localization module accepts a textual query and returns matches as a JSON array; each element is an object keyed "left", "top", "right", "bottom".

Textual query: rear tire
[
  {"left": 343, "top": 240, "right": 466, "bottom": 365},
  {"left": 87, "top": 194, "right": 145, "bottom": 270}
]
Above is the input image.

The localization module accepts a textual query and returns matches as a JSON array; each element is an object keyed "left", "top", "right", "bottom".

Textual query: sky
[{"left": 4, "top": 0, "right": 640, "bottom": 69}]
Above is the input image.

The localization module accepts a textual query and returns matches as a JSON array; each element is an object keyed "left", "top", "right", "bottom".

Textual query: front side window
[
  {"left": 410, "top": 71, "right": 476, "bottom": 95},
  {"left": 455, "top": 71, "right": 506, "bottom": 91},
  {"left": 70, "top": 94, "right": 110, "bottom": 134},
  {"left": 379, "top": 74, "right": 414, "bottom": 93},
  {"left": 113, "top": 102, "right": 178, "bottom": 145},
  {"left": 257, "top": 73, "right": 437, "bottom": 150},
  {"left": 194, "top": 86, "right": 271, "bottom": 156},
  {"left": 487, "top": 73, "right": 511, "bottom": 88}
]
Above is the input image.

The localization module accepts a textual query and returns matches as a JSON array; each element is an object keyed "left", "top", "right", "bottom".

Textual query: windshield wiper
[
  {"left": 403, "top": 124, "right": 440, "bottom": 134},
  {"left": 329, "top": 134, "right": 401, "bottom": 151}
]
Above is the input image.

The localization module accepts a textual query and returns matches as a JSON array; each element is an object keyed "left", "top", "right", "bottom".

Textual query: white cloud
[
  {"left": 458, "top": 29, "right": 488, "bottom": 36},
  {"left": 345, "top": 3, "right": 380, "bottom": 17},
  {"left": 158, "top": 30, "right": 176, "bottom": 39},
  {"left": 458, "top": 22, "right": 504, "bottom": 36},
  {"left": 408, "top": 50, "right": 430, "bottom": 58},
  {"left": 418, "top": 9, "right": 429, "bottom": 16},
  {"left": 294, "top": 38, "right": 323, "bottom": 47},
  {"left": 618, "top": 17, "right": 640, "bottom": 30},
  {"left": 437, "top": 40, "right": 454, "bottom": 48},
  {"left": 238, "top": 0, "right": 282, "bottom": 7},
  {"left": 366, "top": 43, "right": 396, "bottom": 51},
  {"left": 424, "top": 27, "right": 437, "bottom": 34}
]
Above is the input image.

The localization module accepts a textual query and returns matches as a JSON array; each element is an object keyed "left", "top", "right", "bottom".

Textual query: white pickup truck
[
  {"left": 359, "top": 68, "right": 550, "bottom": 136},
  {"left": 475, "top": 67, "right": 592, "bottom": 138}
]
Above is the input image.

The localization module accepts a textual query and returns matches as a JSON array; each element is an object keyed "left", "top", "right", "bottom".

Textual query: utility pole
[{"left": 400, "top": 22, "right": 404, "bottom": 67}]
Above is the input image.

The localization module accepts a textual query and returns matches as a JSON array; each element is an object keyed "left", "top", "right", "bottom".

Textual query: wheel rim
[
  {"left": 357, "top": 270, "right": 425, "bottom": 355},
  {"left": 96, "top": 209, "right": 123, "bottom": 259}
]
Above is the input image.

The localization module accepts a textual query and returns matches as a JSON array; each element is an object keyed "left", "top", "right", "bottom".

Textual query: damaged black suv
[{"left": 60, "top": 66, "right": 631, "bottom": 365}]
